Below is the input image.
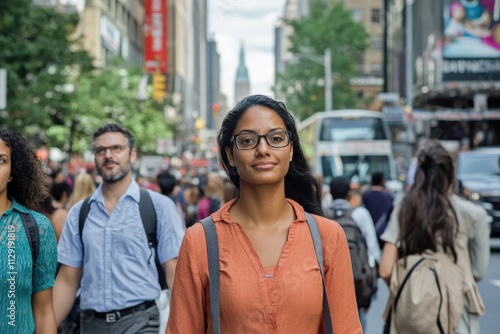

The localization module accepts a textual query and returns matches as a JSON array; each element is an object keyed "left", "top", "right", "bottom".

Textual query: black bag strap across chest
[{"left": 20, "top": 212, "right": 39, "bottom": 268}]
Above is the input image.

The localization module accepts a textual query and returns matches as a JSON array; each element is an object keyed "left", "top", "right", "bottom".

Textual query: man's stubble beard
[{"left": 96, "top": 162, "right": 131, "bottom": 184}]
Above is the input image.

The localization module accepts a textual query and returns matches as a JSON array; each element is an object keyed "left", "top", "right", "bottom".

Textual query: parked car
[{"left": 457, "top": 147, "right": 500, "bottom": 238}]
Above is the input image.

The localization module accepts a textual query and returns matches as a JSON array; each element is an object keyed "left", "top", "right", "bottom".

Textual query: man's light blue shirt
[{"left": 57, "top": 180, "right": 185, "bottom": 312}]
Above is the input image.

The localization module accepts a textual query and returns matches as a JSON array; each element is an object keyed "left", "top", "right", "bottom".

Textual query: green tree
[
  {"left": 0, "top": 0, "right": 94, "bottom": 137},
  {"left": 46, "top": 63, "right": 172, "bottom": 155},
  {"left": 0, "top": 1, "right": 171, "bottom": 155},
  {"left": 273, "top": 0, "right": 370, "bottom": 120}
]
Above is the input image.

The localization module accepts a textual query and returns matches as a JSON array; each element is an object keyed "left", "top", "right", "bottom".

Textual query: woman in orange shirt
[{"left": 166, "top": 95, "right": 361, "bottom": 333}]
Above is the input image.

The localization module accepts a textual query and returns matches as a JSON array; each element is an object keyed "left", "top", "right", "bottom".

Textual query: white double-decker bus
[{"left": 298, "top": 109, "right": 396, "bottom": 187}]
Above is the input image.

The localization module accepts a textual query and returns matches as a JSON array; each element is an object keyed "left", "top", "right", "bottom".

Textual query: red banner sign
[{"left": 144, "top": 0, "right": 168, "bottom": 73}]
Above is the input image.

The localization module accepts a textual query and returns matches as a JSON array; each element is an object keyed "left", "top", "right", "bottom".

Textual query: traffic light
[
  {"left": 152, "top": 72, "right": 166, "bottom": 103},
  {"left": 212, "top": 103, "right": 220, "bottom": 117}
]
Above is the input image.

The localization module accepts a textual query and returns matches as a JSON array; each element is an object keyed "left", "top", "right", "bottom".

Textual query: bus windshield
[
  {"left": 321, "top": 155, "right": 392, "bottom": 185},
  {"left": 319, "top": 117, "right": 387, "bottom": 141}
]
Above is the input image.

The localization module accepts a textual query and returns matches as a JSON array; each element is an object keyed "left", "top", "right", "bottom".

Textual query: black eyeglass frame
[
  {"left": 230, "top": 130, "right": 292, "bottom": 150},
  {"left": 93, "top": 144, "right": 128, "bottom": 156}
]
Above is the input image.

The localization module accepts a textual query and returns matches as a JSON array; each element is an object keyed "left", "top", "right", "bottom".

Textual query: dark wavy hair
[
  {"left": 398, "top": 141, "right": 458, "bottom": 262},
  {"left": 0, "top": 129, "right": 49, "bottom": 210},
  {"left": 217, "top": 94, "right": 324, "bottom": 215},
  {"left": 92, "top": 123, "right": 136, "bottom": 150}
]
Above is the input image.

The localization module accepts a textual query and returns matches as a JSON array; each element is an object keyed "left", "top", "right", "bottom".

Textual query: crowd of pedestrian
[{"left": 0, "top": 94, "right": 492, "bottom": 334}]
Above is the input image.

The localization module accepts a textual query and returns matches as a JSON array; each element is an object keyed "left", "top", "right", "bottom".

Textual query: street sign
[{"left": 0, "top": 69, "right": 6, "bottom": 110}]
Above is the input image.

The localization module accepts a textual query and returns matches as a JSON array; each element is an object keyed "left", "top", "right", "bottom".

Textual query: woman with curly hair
[
  {"left": 167, "top": 95, "right": 362, "bottom": 333},
  {"left": 0, "top": 128, "right": 58, "bottom": 333}
]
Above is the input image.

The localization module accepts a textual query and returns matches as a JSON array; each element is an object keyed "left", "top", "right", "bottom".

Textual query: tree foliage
[
  {"left": 0, "top": 0, "right": 172, "bottom": 155},
  {"left": 0, "top": 0, "right": 93, "bottom": 134},
  {"left": 273, "top": 0, "right": 370, "bottom": 120},
  {"left": 45, "top": 63, "right": 172, "bottom": 155}
]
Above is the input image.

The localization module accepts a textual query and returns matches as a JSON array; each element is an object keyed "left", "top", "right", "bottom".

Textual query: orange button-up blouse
[{"left": 166, "top": 199, "right": 362, "bottom": 334}]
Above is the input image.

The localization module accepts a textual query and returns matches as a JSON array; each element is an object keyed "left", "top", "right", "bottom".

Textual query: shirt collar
[
  {"left": 217, "top": 198, "right": 307, "bottom": 223},
  {"left": 330, "top": 199, "right": 351, "bottom": 210},
  {"left": 89, "top": 179, "right": 141, "bottom": 205},
  {"left": 6, "top": 198, "right": 30, "bottom": 215}
]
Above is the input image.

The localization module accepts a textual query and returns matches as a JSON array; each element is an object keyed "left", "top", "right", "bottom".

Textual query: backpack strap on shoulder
[
  {"left": 305, "top": 212, "right": 334, "bottom": 334},
  {"left": 138, "top": 189, "right": 167, "bottom": 290},
  {"left": 328, "top": 205, "right": 354, "bottom": 220},
  {"left": 20, "top": 212, "right": 39, "bottom": 269},
  {"left": 139, "top": 188, "right": 157, "bottom": 247},
  {"left": 394, "top": 257, "right": 426, "bottom": 309},
  {"left": 200, "top": 216, "right": 220, "bottom": 334},
  {"left": 345, "top": 206, "right": 357, "bottom": 217},
  {"left": 78, "top": 196, "right": 92, "bottom": 259}
]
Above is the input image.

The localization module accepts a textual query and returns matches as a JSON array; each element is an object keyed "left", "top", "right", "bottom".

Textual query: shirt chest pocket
[{"left": 116, "top": 220, "right": 148, "bottom": 259}]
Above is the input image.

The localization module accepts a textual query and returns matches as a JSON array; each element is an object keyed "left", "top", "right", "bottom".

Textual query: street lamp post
[
  {"left": 324, "top": 48, "right": 332, "bottom": 111},
  {"left": 297, "top": 48, "right": 333, "bottom": 111}
]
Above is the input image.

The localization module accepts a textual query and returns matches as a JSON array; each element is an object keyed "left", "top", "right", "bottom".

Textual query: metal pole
[
  {"left": 0, "top": 69, "right": 7, "bottom": 110},
  {"left": 324, "top": 48, "right": 332, "bottom": 111},
  {"left": 405, "top": 0, "right": 413, "bottom": 108}
]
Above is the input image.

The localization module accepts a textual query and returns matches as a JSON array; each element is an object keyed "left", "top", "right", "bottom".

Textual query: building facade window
[
  {"left": 370, "top": 63, "right": 382, "bottom": 77},
  {"left": 116, "top": 2, "right": 122, "bottom": 21},
  {"left": 350, "top": 8, "right": 364, "bottom": 22},
  {"left": 371, "top": 8, "right": 381, "bottom": 24},
  {"left": 355, "top": 53, "right": 365, "bottom": 75},
  {"left": 371, "top": 35, "right": 382, "bottom": 50}
]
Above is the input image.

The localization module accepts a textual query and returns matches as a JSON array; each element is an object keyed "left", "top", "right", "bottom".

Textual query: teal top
[{"left": 0, "top": 199, "right": 57, "bottom": 334}]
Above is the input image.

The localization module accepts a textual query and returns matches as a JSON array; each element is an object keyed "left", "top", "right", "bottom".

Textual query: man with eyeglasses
[{"left": 53, "top": 123, "right": 185, "bottom": 334}]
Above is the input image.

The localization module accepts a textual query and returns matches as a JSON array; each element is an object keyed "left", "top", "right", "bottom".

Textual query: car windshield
[{"left": 458, "top": 154, "right": 500, "bottom": 177}]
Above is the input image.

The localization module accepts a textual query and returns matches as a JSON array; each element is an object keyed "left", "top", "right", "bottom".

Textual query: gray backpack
[{"left": 326, "top": 206, "right": 377, "bottom": 308}]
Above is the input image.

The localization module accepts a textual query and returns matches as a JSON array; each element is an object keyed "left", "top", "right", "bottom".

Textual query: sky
[{"left": 208, "top": 0, "right": 287, "bottom": 106}]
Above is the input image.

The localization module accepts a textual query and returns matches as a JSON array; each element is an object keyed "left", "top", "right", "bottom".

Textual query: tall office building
[
  {"left": 234, "top": 43, "right": 250, "bottom": 105},
  {"left": 207, "top": 38, "right": 221, "bottom": 130},
  {"left": 342, "top": 0, "right": 384, "bottom": 105},
  {"left": 275, "top": 0, "right": 311, "bottom": 78},
  {"left": 168, "top": 0, "right": 208, "bottom": 153},
  {"left": 34, "top": 0, "right": 144, "bottom": 68},
  {"left": 78, "top": 0, "right": 144, "bottom": 68}
]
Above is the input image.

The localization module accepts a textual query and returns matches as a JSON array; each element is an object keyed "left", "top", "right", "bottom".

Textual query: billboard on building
[
  {"left": 144, "top": 0, "right": 168, "bottom": 73},
  {"left": 100, "top": 16, "right": 121, "bottom": 55},
  {"left": 442, "top": 0, "right": 500, "bottom": 80}
]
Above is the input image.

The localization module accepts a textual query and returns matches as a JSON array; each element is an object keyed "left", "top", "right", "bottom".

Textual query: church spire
[
  {"left": 235, "top": 42, "right": 249, "bottom": 83},
  {"left": 234, "top": 41, "right": 250, "bottom": 104}
]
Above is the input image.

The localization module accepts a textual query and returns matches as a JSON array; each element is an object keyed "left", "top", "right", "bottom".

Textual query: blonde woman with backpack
[{"left": 379, "top": 141, "right": 490, "bottom": 334}]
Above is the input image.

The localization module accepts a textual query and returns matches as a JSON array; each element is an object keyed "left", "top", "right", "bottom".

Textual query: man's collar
[{"left": 90, "top": 179, "right": 141, "bottom": 204}]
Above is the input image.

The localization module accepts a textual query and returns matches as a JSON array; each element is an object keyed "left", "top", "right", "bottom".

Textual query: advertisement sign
[
  {"left": 443, "top": 0, "right": 500, "bottom": 80},
  {"left": 144, "top": 0, "right": 168, "bottom": 73},
  {"left": 100, "top": 16, "right": 121, "bottom": 55}
]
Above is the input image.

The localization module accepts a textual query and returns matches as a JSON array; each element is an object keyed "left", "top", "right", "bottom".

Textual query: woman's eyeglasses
[{"left": 231, "top": 130, "right": 291, "bottom": 150}]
